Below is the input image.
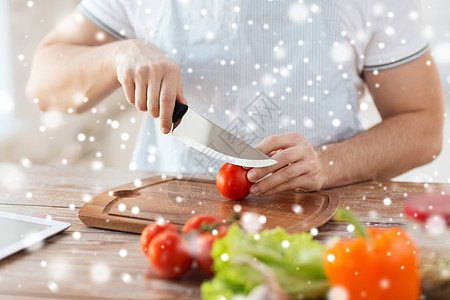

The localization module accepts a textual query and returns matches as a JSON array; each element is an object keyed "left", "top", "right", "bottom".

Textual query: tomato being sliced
[
  {"left": 216, "top": 163, "right": 253, "bottom": 200},
  {"left": 140, "top": 222, "right": 178, "bottom": 254},
  {"left": 182, "top": 215, "right": 220, "bottom": 235},
  {"left": 147, "top": 231, "right": 192, "bottom": 279}
]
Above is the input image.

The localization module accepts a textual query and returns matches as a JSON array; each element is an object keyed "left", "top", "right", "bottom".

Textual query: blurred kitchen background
[{"left": 0, "top": 0, "right": 449, "bottom": 183}]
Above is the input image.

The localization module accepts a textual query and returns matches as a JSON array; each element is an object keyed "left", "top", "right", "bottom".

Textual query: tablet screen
[
  {"left": 0, "top": 212, "right": 70, "bottom": 260},
  {"left": 0, "top": 218, "right": 49, "bottom": 249}
]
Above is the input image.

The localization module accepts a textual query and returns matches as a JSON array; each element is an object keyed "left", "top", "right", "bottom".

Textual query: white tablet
[{"left": 0, "top": 211, "right": 70, "bottom": 260}]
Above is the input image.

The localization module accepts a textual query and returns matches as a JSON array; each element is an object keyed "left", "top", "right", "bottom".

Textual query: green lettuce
[{"left": 201, "top": 224, "right": 328, "bottom": 300}]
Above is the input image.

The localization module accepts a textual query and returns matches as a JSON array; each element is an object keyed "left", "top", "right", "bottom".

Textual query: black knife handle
[{"left": 172, "top": 101, "right": 188, "bottom": 124}]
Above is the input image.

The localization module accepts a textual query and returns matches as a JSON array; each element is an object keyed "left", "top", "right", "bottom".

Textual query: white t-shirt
[
  {"left": 78, "top": 0, "right": 428, "bottom": 173},
  {"left": 79, "top": 0, "right": 428, "bottom": 95}
]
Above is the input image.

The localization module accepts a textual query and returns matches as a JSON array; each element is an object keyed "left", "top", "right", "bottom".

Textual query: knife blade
[{"left": 171, "top": 102, "right": 277, "bottom": 168}]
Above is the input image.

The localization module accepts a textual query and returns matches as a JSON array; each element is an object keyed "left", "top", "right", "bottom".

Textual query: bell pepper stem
[{"left": 334, "top": 209, "right": 369, "bottom": 239}]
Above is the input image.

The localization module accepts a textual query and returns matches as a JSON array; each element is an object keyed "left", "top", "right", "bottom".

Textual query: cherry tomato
[
  {"left": 216, "top": 163, "right": 253, "bottom": 200},
  {"left": 147, "top": 231, "right": 192, "bottom": 279},
  {"left": 182, "top": 215, "right": 220, "bottom": 234},
  {"left": 140, "top": 222, "right": 178, "bottom": 254},
  {"left": 195, "top": 233, "right": 216, "bottom": 275},
  {"left": 195, "top": 225, "right": 228, "bottom": 275}
]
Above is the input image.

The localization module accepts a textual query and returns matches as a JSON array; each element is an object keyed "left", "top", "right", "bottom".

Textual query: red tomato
[
  {"left": 216, "top": 163, "right": 253, "bottom": 200},
  {"left": 195, "top": 225, "right": 228, "bottom": 275},
  {"left": 195, "top": 233, "right": 216, "bottom": 275},
  {"left": 140, "top": 222, "right": 178, "bottom": 254},
  {"left": 182, "top": 215, "right": 220, "bottom": 235},
  {"left": 147, "top": 231, "right": 192, "bottom": 279}
]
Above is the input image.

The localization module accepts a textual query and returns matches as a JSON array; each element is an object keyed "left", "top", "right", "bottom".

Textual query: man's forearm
[
  {"left": 318, "top": 110, "right": 443, "bottom": 188},
  {"left": 26, "top": 41, "right": 123, "bottom": 113}
]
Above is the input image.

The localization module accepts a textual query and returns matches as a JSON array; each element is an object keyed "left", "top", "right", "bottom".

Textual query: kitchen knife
[{"left": 171, "top": 102, "right": 277, "bottom": 168}]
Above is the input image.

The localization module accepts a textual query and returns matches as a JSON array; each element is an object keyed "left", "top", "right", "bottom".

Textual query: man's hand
[
  {"left": 116, "top": 39, "right": 186, "bottom": 134},
  {"left": 248, "top": 51, "right": 443, "bottom": 196},
  {"left": 27, "top": 10, "right": 185, "bottom": 134},
  {"left": 246, "top": 132, "right": 327, "bottom": 196}
]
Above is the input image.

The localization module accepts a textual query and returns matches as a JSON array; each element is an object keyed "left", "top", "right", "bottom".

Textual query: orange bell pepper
[{"left": 323, "top": 209, "right": 420, "bottom": 300}]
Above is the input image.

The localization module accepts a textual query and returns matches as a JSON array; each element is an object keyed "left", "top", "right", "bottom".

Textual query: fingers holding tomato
[{"left": 246, "top": 133, "right": 327, "bottom": 196}]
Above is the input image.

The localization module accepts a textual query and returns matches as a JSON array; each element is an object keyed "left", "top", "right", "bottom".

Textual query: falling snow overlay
[
  {"left": 0, "top": 1, "right": 449, "bottom": 300},
  {"left": 1, "top": 0, "right": 446, "bottom": 182}
]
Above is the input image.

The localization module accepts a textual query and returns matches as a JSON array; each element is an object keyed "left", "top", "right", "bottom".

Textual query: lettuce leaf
[{"left": 201, "top": 224, "right": 328, "bottom": 300}]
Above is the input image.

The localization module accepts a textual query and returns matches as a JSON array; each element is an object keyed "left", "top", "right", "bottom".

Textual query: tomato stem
[
  {"left": 200, "top": 222, "right": 219, "bottom": 233},
  {"left": 229, "top": 213, "right": 240, "bottom": 222},
  {"left": 334, "top": 209, "right": 368, "bottom": 239}
]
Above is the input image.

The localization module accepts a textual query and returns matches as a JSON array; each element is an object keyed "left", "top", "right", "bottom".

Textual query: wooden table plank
[
  {"left": 0, "top": 163, "right": 449, "bottom": 299},
  {"left": 0, "top": 206, "right": 205, "bottom": 300}
]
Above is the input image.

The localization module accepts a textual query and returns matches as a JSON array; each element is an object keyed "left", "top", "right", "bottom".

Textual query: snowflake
[
  {"left": 77, "top": 133, "right": 86, "bottom": 142},
  {"left": 330, "top": 42, "right": 353, "bottom": 63},
  {"left": 119, "top": 249, "right": 128, "bottom": 258},
  {"left": 47, "top": 281, "right": 59, "bottom": 293},
  {"left": 425, "top": 215, "right": 446, "bottom": 237},
  {"left": 90, "top": 263, "right": 111, "bottom": 283},
  {"left": 20, "top": 157, "right": 32, "bottom": 168},
  {"left": 41, "top": 111, "right": 65, "bottom": 130},
  {"left": 289, "top": 3, "right": 309, "bottom": 23}
]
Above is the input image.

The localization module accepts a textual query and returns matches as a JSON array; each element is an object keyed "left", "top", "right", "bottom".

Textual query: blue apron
[{"left": 130, "top": 0, "right": 362, "bottom": 177}]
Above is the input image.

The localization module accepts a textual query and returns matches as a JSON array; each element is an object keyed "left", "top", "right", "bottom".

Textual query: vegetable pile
[
  {"left": 140, "top": 209, "right": 421, "bottom": 300},
  {"left": 140, "top": 215, "right": 227, "bottom": 279},
  {"left": 201, "top": 224, "right": 329, "bottom": 299}
]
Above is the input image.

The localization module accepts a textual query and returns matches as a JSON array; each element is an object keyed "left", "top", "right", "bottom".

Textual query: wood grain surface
[
  {"left": 78, "top": 176, "right": 340, "bottom": 234},
  {"left": 0, "top": 163, "right": 449, "bottom": 299}
]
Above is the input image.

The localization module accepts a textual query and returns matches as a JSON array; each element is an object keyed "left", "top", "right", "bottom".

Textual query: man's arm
[
  {"left": 26, "top": 10, "right": 184, "bottom": 133},
  {"left": 27, "top": 10, "right": 120, "bottom": 113},
  {"left": 246, "top": 51, "right": 444, "bottom": 195},
  {"left": 319, "top": 51, "right": 444, "bottom": 187}
]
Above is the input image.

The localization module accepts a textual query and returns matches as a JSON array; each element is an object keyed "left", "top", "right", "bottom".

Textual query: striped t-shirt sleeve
[
  {"left": 363, "top": 0, "right": 428, "bottom": 70},
  {"left": 77, "top": 0, "right": 135, "bottom": 40}
]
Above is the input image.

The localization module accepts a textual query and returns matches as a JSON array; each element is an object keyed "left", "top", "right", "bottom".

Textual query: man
[{"left": 27, "top": 0, "right": 444, "bottom": 196}]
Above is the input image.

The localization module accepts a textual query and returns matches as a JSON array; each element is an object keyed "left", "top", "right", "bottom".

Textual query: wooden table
[{"left": 0, "top": 163, "right": 448, "bottom": 299}]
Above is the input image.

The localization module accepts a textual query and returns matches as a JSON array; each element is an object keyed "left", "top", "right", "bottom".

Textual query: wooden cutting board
[{"left": 78, "top": 176, "right": 340, "bottom": 234}]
